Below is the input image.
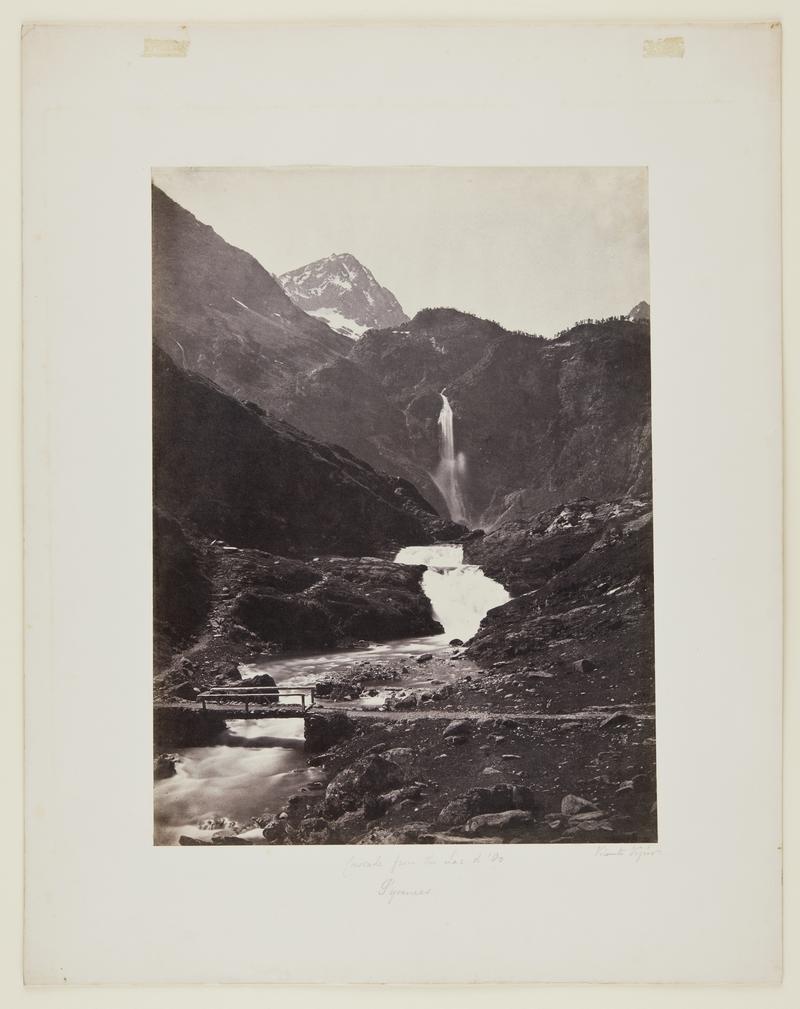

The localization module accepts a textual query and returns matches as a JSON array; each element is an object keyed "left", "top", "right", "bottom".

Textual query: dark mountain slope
[
  {"left": 152, "top": 185, "right": 352, "bottom": 407},
  {"left": 153, "top": 347, "right": 461, "bottom": 558}
]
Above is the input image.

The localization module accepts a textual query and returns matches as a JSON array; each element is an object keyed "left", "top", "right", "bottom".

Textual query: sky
[{"left": 152, "top": 166, "right": 649, "bottom": 338}]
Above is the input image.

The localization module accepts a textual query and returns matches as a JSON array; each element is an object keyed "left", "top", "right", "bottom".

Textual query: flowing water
[
  {"left": 431, "top": 392, "right": 468, "bottom": 524},
  {"left": 153, "top": 719, "right": 323, "bottom": 845},
  {"left": 154, "top": 543, "right": 510, "bottom": 844}
]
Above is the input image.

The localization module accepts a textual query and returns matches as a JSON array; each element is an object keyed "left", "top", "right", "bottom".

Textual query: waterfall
[
  {"left": 432, "top": 392, "right": 468, "bottom": 524},
  {"left": 394, "top": 544, "right": 510, "bottom": 642}
]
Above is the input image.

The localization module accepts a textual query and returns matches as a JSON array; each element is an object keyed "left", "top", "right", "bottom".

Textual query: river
[{"left": 153, "top": 544, "right": 510, "bottom": 844}]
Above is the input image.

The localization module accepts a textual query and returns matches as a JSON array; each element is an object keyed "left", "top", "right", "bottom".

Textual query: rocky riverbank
[
  {"left": 173, "top": 708, "right": 656, "bottom": 845},
  {"left": 158, "top": 494, "right": 656, "bottom": 846}
]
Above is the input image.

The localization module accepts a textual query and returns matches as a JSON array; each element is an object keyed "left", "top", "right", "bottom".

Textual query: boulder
[
  {"left": 169, "top": 680, "right": 199, "bottom": 701},
  {"left": 383, "top": 747, "right": 415, "bottom": 765},
  {"left": 178, "top": 835, "right": 211, "bottom": 846},
  {"left": 443, "top": 719, "right": 474, "bottom": 738},
  {"left": 323, "top": 754, "right": 406, "bottom": 819},
  {"left": 464, "top": 810, "right": 533, "bottom": 835},
  {"left": 571, "top": 658, "right": 597, "bottom": 674},
  {"left": 262, "top": 817, "right": 288, "bottom": 843},
  {"left": 449, "top": 639, "right": 464, "bottom": 647},
  {"left": 245, "top": 672, "right": 278, "bottom": 691},
  {"left": 305, "top": 711, "right": 355, "bottom": 754},
  {"left": 332, "top": 808, "right": 368, "bottom": 834},
  {"left": 153, "top": 753, "right": 179, "bottom": 780},
  {"left": 561, "top": 794, "right": 599, "bottom": 816},
  {"left": 437, "top": 798, "right": 472, "bottom": 826},
  {"left": 211, "top": 831, "right": 251, "bottom": 845},
  {"left": 217, "top": 662, "right": 241, "bottom": 682},
  {"left": 416, "top": 653, "right": 434, "bottom": 664},
  {"left": 437, "top": 783, "right": 535, "bottom": 825},
  {"left": 379, "top": 785, "right": 423, "bottom": 807}
]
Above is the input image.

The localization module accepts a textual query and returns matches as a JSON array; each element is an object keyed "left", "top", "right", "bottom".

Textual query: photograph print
[{"left": 152, "top": 167, "right": 655, "bottom": 847}]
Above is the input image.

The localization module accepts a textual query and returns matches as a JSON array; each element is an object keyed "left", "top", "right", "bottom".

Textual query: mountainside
[
  {"left": 153, "top": 346, "right": 460, "bottom": 558},
  {"left": 152, "top": 186, "right": 352, "bottom": 405},
  {"left": 278, "top": 309, "right": 652, "bottom": 527},
  {"left": 279, "top": 253, "right": 408, "bottom": 339}
]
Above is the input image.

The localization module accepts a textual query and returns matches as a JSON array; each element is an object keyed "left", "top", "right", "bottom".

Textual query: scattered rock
[
  {"left": 198, "top": 815, "right": 238, "bottom": 831},
  {"left": 357, "top": 822, "right": 431, "bottom": 844}
]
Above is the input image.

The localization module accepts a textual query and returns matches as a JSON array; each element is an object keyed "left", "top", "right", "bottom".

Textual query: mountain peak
[
  {"left": 626, "top": 300, "right": 650, "bottom": 322},
  {"left": 279, "top": 253, "right": 408, "bottom": 339}
]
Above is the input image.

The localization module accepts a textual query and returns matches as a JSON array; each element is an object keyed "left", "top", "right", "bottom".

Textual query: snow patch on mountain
[{"left": 307, "top": 307, "right": 368, "bottom": 340}]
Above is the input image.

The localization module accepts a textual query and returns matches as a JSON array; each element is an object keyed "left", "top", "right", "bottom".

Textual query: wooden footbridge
[{"left": 196, "top": 685, "right": 317, "bottom": 716}]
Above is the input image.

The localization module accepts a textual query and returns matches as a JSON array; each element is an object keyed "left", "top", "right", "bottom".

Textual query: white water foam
[{"left": 395, "top": 544, "right": 510, "bottom": 642}]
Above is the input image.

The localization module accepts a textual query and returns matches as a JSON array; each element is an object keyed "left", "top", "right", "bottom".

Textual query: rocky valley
[{"left": 151, "top": 181, "right": 656, "bottom": 848}]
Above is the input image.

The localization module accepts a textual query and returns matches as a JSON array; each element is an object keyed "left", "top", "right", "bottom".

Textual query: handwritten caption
[{"left": 343, "top": 851, "right": 505, "bottom": 903}]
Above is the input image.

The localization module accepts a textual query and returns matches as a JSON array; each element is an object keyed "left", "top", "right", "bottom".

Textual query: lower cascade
[
  {"left": 394, "top": 543, "right": 510, "bottom": 642},
  {"left": 431, "top": 392, "right": 468, "bottom": 525}
]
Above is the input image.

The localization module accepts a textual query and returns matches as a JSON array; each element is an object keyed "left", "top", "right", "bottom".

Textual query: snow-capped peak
[{"left": 278, "top": 253, "right": 408, "bottom": 339}]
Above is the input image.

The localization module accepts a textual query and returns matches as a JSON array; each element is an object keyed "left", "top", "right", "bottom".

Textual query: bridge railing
[{"left": 196, "top": 685, "right": 317, "bottom": 714}]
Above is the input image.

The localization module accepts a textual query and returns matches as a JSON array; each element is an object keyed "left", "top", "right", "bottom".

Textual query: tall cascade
[{"left": 432, "top": 392, "right": 468, "bottom": 525}]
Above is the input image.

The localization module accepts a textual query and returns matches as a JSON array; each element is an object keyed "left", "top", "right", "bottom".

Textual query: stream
[{"left": 153, "top": 544, "right": 510, "bottom": 844}]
